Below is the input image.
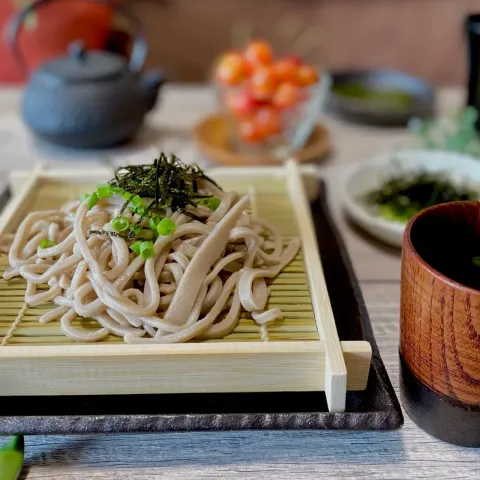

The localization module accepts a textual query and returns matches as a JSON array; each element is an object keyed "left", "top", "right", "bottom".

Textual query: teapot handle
[{"left": 9, "top": 0, "right": 148, "bottom": 75}]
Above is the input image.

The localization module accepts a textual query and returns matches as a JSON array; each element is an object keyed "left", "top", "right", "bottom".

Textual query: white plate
[{"left": 341, "top": 150, "right": 480, "bottom": 247}]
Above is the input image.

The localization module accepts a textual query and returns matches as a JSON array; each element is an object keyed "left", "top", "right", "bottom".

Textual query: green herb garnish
[
  {"left": 140, "top": 241, "right": 154, "bottom": 259},
  {"left": 157, "top": 218, "right": 176, "bottom": 236},
  {"left": 112, "top": 217, "right": 130, "bottom": 232},
  {"left": 39, "top": 239, "right": 56, "bottom": 249},
  {"left": 149, "top": 215, "right": 162, "bottom": 230},
  {"left": 87, "top": 192, "right": 99, "bottom": 209},
  {"left": 130, "top": 241, "right": 142, "bottom": 255},
  {"left": 199, "top": 196, "right": 221, "bottom": 210},
  {"left": 96, "top": 184, "right": 112, "bottom": 198}
]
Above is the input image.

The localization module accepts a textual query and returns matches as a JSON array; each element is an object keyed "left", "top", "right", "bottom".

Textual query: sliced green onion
[
  {"left": 80, "top": 193, "right": 89, "bottom": 202},
  {"left": 199, "top": 196, "right": 221, "bottom": 210},
  {"left": 112, "top": 216, "right": 129, "bottom": 232},
  {"left": 149, "top": 215, "right": 161, "bottom": 231},
  {"left": 208, "top": 197, "right": 221, "bottom": 210},
  {"left": 39, "top": 239, "right": 56, "bottom": 249},
  {"left": 157, "top": 218, "right": 176, "bottom": 236},
  {"left": 135, "top": 206, "right": 146, "bottom": 216},
  {"left": 96, "top": 184, "right": 112, "bottom": 198},
  {"left": 111, "top": 186, "right": 123, "bottom": 194},
  {"left": 87, "top": 192, "right": 99, "bottom": 209},
  {"left": 140, "top": 240, "right": 154, "bottom": 259},
  {"left": 131, "top": 195, "right": 143, "bottom": 208},
  {"left": 130, "top": 241, "right": 142, "bottom": 255},
  {"left": 122, "top": 192, "right": 133, "bottom": 202},
  {"left": 134, "top": 226, "right": 144, "bottom": 236}
]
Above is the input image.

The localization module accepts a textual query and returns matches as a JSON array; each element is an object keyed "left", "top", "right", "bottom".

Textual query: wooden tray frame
[{"left": 0, "top": 161, "right": 371, "bottom": 413}]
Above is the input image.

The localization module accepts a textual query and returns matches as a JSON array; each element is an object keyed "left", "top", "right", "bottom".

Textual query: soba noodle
[{"left": 1, "top": 156, "right": 300, "bottom": 344}]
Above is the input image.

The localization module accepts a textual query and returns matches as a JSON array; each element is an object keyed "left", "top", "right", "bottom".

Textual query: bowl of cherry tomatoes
[{"left": 213, "top": 40, "right": 330, "bottom": 159}]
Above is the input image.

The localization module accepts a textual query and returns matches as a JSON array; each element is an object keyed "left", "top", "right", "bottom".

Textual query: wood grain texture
[
  {"left": 286, "top": 159, "right": 348, "bottom": 412},
  {"left": 401, "top": 202, "right": 480, "bottom": 405}
]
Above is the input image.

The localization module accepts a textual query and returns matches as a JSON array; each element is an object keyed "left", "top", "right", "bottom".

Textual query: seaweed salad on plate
[{"left": 364, "top": 168, "right": 478, "bottom": 223}]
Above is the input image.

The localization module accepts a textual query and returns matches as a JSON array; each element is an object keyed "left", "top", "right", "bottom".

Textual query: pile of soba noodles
[{"left": 1, "top": 155, "right": 300, "bottom": 344}]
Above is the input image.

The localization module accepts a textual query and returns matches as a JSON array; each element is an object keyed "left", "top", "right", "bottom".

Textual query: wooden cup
[{"left": 400, "top": 201, "right": 480, "bottom": 447}]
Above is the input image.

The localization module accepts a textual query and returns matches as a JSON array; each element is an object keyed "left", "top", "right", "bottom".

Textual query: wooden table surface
[{"left": 0, "top": 86, "right": 479, "bottom": 479}]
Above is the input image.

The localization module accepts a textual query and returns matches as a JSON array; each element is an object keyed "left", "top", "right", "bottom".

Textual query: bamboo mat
[{"left": 0, "top": 177, "right": 318, "bottom": 345}]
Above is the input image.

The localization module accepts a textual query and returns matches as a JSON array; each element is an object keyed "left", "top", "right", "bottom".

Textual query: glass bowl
[{"left": 214, "top": 71, "right": 331, "bottom": 160}]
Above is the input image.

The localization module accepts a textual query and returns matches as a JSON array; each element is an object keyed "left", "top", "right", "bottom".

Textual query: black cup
[{"left": 466, "top": 14, "right": 480, "bottom": 131}]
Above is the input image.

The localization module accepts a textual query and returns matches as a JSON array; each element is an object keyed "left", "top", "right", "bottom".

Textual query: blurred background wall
[
  {"left": 125, "top": 0, "right": 480, "bottom": 86},
  {"left": 1, "top": 0, "right": 479, "bottom": 86}
]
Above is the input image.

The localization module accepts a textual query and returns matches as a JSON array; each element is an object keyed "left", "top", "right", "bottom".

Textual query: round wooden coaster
[{"left": 193, "top": 113, "right": 331, "bottom": 166}]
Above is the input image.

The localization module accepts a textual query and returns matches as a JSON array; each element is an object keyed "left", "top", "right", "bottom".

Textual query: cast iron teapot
[{"left": 10, "top": 0, "right": 164, "bottom": 149}]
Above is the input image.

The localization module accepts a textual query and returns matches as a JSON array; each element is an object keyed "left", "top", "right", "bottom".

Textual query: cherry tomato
[
  {"left": 225, "top": 90, "right": 257, "bottom": 118},
  {"left": 249, "top": 66, "right": 277, "bottom": 100},
  {"left": 295, "top": 64, "right": 319, "bottom": 86},
  {"left": 239, "top": 119, "right": 262, "bottom": 143},
  {"left": 255, "top": 107, "right": 282, "bottom": 137},
  {"left": 271, "top": 59, "right": 299, "bottom": 83},
  {"left": 272, "top": 82, "right": 300, "bottom": 109},
  {"left": 244, "top": 40, "right": 273, "bottom": 66},
  {"left": 214, "top": 52, "right": 248, "bottom": 86}
]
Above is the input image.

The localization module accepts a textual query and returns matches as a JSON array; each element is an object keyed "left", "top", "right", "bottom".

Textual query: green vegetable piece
[
  {"left": 199, "top": 196, "right": 221, "bottom": 210},
  {"left": 87, "top": 192, "right": 99, "bottom": 209},
  {"left": 149, "top": 215, "right": 161, "bottom": 231},
  {"left": 39, "top": 239, "right": 56, "bottom": 249},
  {"left": 112, "top": 216, "right": 129, "bottom": 232},
  {"left": 157, "top": 218, "right": 176, "bottom": 236},
  {"left": 473, "top": 256, "right": 480, "bottom": 267},
  {"left": 111, "top": 186, "right": 123, "bottom": 194},
  {"left": 208, "top": 197, "right": 221, "bottom": 210},
  {"left": 140, "top": 241, "right": 154, "bottom": 259},
  {"left": 135, "top": 206, "right": 146, "bottom": 216},
  {"left": 131, "top": 195, "right": 143, "bottom": 208},
  {"left": 0, "top": 435, "right": 24, "bottom": 480},
  {"left": 80, "top": 193, "right": 89, "bottom": 202},
  {"left": 130, "top": 241, "right": 142, "bottom": 255},
  {"left": 134, "top": 226, "right": 144, "bottom": 236},
  {"left": 122, "top": 192, "right": 133, "bottom": 202},
  {"left": 96, "top": 184, "right": 112, "bottom": 198}
]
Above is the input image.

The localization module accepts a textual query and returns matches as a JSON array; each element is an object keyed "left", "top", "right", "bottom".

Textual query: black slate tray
[{"left": 0, "top": 181, "right": 403, "bottom": 434}]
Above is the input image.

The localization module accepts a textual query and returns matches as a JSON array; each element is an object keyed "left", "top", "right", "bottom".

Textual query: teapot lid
[{"left": 36, "top": 42, "right": 128, "bottom": 85}]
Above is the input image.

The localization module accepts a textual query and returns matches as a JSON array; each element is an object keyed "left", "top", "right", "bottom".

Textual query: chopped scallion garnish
[
  {"left": 112, "top": 216, "right": 129, "bottom": 232},
  {"left": 199, "top": 196, "right": 221, "bottom": 210},
  {"left": 130, "top": 241, "right": 142, "bottom": 255},
  {"left": 149, "top": 215, "right": 161, "bottom": 231},
  {"left": 39, "top": 239, "right": 56, "bottom": 249},
  {"left": 131, "top": 195, "right": 143, "bottom": 208},
  {"left": 157, "top": 218, "right": 176, "bottom": 236},
  {"left": 87, "top": 192, "right": 99, "bottom": 209},
  {"left": 140, "top": 241, "right": 154, "bottom": 259},
  {"left": 96, "top": 184, "right": 112, "bottom": 198}
]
